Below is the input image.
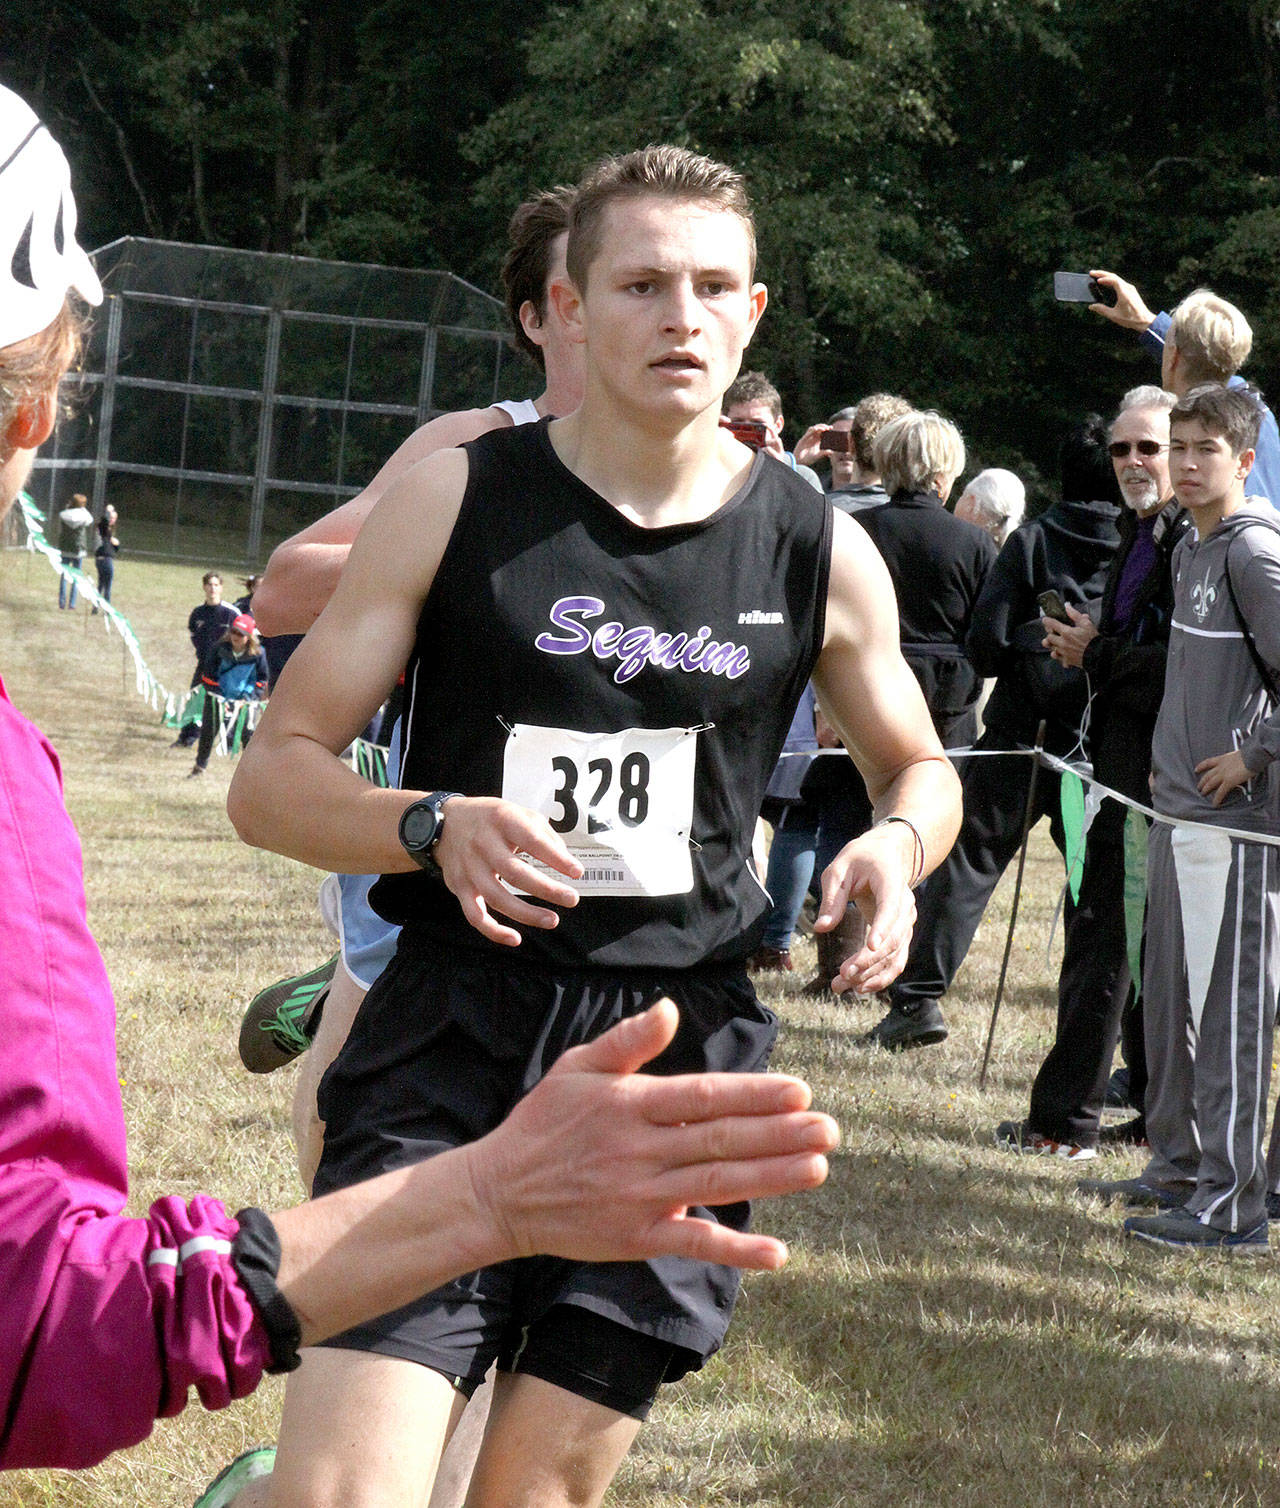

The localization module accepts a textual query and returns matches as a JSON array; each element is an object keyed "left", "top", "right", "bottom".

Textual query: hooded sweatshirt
[
  {"left": 0, "top": 675, "right": 270, "bottom": 1469},
  {"left": 1150, "top": 504, "right": 1280, "bottom": 830}
]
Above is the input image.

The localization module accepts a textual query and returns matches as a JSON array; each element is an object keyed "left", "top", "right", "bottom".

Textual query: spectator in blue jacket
[
  {"left": 188, "top": 613, "right": 269, "bottom": 777},
  {"left": 1089, "top": 273, "right": 1280, "bottom": 507}
]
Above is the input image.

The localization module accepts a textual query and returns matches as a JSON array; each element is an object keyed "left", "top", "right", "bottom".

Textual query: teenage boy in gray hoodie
[{"left": 1112, "top": 385, "right": 1280, "bottom": 1252}]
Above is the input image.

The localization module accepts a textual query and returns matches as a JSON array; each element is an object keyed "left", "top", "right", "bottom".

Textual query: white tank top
[{"left": 490, "top": 398, "right": 541, "bottom": 427}]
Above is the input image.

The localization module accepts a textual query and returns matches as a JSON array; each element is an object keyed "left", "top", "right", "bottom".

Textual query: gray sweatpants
[{"left": 1141, "top": 821, "right": 1280, "bottom": 1233}]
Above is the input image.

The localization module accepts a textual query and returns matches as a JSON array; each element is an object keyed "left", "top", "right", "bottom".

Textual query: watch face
[{"left": 402, "top": 804, "right": 441, "bottom": 849}]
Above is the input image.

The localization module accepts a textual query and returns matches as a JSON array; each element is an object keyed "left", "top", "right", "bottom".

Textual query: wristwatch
[{"left": 398, "top": 791, "right": 463, "bottom": 876}]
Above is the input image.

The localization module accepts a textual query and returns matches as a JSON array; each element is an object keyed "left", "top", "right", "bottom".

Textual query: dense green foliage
[{"left": 4, "top": 0, "right": 1279, "bottom": 496}]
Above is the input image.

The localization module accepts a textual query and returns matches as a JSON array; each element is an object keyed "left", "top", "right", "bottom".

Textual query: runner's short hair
[
  {"left": 1168, "top": 289, "right": 1252, "bottom": 384},
  {"left": 723, "top": 370, "right": 781, "bottom": 420},
  {"left": 501, "top": 185, "right": 577, "bottom": 369},
  {"left": 1170, "top": 383, "right": 1262, "bottom": 458},
  {"left": 568, "top": 145, "right": 755, "bottom": 291},
  {"left": 851, "top": 393, "right": 913, "bottom": 473},
  {"left": 873, "top": 410, "right": 966, "bottom": 497},
  {"left": 0, "top": 299, "right": 82, "bottom": 431}
]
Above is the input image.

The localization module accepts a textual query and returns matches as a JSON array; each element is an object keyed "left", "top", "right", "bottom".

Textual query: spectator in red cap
[{"left": 188, "top": 614, "right": 269, "bottom": 777}]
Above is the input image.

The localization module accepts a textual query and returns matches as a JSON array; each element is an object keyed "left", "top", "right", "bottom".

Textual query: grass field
[{"left": 3, "top": 543, "right": 1280, "bottom": 1508}]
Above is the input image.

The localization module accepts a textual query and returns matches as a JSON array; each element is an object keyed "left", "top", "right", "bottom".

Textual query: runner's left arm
[{"left": 810, "top": 510, "right": 962, "bottom": 993}]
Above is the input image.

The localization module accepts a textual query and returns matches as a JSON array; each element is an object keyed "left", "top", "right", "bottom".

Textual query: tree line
[{"left": 5, "top": 0, "right": 1280, "bottom": 503}]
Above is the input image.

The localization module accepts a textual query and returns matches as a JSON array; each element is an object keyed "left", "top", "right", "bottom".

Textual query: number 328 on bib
[{"left": 501, "top": 722, "right": 699, "bottom": 897}]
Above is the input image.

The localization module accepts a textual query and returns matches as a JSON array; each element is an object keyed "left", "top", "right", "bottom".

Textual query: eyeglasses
[{"left": 1108, "top": 440, "right": 1166, "bottom": 458}]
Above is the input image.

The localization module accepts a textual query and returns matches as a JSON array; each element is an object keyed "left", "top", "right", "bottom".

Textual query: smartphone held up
[{"left": 1054, "top": 272, "right": 1116, "bottom": 307}]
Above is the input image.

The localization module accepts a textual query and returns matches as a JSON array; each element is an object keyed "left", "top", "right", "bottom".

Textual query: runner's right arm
[{"left": 228, "top": 446, "right": 583, "bottom": 944}]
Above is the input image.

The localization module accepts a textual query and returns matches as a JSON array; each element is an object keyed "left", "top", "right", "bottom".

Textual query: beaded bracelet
[{"left": 873, "top": 814, "right": 926, "bottom": 888}]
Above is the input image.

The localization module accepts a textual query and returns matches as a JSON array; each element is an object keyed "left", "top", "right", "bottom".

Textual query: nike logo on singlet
[{"left": 534, "top": 594, "right": 752, "bottom": 685}]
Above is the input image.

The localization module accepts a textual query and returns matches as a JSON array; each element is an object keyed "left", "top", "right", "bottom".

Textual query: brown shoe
[
  {"left": 801, "top": 906, "right": 867, "bottom": 996},
  {"left": 747, "top": 946, "right": 793, "bottom": 973}
]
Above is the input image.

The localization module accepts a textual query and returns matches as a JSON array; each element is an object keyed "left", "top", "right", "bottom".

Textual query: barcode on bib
[{"left": 583, "top": 867, "right": 627, "bottom": 883}]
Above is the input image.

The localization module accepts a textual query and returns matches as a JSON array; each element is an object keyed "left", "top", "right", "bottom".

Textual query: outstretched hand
[
  {"left": 467, "top": 1000, "right": 838, "bottom": 1270},
  {"left": 814, "top": 822, "right": 918, "bottom": 995}
]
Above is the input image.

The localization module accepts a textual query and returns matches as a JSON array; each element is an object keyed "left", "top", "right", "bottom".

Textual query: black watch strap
[{"left": 398, "top": 791, "right": 463, "bottom": 874}]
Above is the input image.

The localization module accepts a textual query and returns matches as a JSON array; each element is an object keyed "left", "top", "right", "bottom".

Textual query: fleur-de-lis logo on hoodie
[{"left": 1191, "top": 568, "right": 1217, "bottom": 623}]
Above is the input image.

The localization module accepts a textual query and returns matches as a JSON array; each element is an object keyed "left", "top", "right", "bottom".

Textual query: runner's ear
[{"left": 547, "top": 276, "right": 586, "bottom": 344}]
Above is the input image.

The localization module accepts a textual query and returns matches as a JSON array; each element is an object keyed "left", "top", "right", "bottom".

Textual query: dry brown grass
[{"left": 4, "top": 545, "right": 1280, "bottom": 1508}]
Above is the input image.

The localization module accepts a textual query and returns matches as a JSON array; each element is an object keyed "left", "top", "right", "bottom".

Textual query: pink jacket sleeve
[{"left": 0, "top": 678, "right": 271, "bottom": 1470}]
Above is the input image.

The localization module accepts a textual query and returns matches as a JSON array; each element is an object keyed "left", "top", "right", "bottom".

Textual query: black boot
[{"left": 858, "top": 996, "right": 948, "bottom": 1050}]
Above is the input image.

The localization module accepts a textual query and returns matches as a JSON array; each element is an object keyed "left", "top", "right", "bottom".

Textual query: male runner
[{"left": 228, "top": 145, "right": 960, "bottom": 1508}]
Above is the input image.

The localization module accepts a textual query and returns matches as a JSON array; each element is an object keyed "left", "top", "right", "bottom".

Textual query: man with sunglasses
[{"left": 994, "top": 386, "right": 1191, "bottom": 1159}]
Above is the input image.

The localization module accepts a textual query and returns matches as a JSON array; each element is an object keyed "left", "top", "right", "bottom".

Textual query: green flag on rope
[
  {"left": 1123, "top": 809, "right": 1149, "bottom": 1003},
  {"left": 164, "top": 684, "right": 204, "bottom": 730},
  {"left": 1059, "top": 768, "right": 1086, "bottom": 904},
  {"left": 227, "top": 702, "right": 251, "bottom": 755}
]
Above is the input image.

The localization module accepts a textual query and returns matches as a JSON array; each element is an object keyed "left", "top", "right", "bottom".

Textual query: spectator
[
  {"left": 56, "top": 493, "right": 92, "bottom": 609},
  {"left": 993, "top": 387, "right": 1190, "bottom": 1151},
  {"left": 1100, "top": 385, "right": 1280, "bottom": 1251},
  {"left": 793, "top": 405, "right": 856, "bottom": 488},
  {"left": 955, "top": 467, "right": 1026, "bottom": 547},
  {"left": 858, "top": 410, "right": 997, "bottom": 746},
  {"left": 91, "top": 503, "right": 118, "bottom": 611},
  {"left": 749, "top": 683, "right": 820, "bottom": 974},
  {"left": 235, "top": 574, "right": 261, "bottom": 614},
  {"left": 722, "top": 370, "right": 823, "bottom": 491},
  {"left": 867, "top": 418, "right": 1120, "bottom": 1051},
  {"left": 812, "top": 408, "right": 996, "bottom": 1001},
  {"left": 187, "top": 613, "right": 270, "bottom": 778},
  {"left": 1089, "top": 274, "right": 1280, "bottom": 506},
  {"left": 172, "top": 571, "right": 236, "bottom": 748},
  {"left": 824, "top": 393, "right": 914, "bottom": 515}
]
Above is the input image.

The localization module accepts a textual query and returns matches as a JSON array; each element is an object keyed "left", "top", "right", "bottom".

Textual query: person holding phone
[
  {"left": 1084, "top": 273, "right": 1280, "bottom": 510},
  {"left": 990, "top": 386, "right": 1191, "bottom": 1156},
  {"left": 794, "top": 405, "right": 856, "bottom": 487},
  {"left": 720, "top": 369, "right": 823, "bottom": 490}
]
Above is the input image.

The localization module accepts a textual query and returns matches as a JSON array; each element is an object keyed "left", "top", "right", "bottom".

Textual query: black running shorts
[{"left": 312, "top": 934, "right": 778, "bottom": 1407}]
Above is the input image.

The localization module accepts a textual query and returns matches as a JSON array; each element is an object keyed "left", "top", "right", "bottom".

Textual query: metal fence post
[
  {"left": 91, "top": 294, "right": 124, "bottom": 518},
  {"left": 248, "top": 308, "right": 282, "bottom": 563}
]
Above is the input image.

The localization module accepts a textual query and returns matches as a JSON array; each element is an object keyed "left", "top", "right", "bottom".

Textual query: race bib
[{"left": 501, "top": 721, "right": 699, "bottom": 896}]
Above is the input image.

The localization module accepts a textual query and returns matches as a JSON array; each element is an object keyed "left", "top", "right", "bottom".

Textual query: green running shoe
[
  {"left": 239, "top": 954, "right": 338, "bottom": 1073},
  {"left": 193, "top": 1446, "right": 276, "bottom": 1505}
]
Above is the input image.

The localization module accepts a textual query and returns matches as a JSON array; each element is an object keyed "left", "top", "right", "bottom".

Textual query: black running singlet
[{"left": 370, "top": 419, "right": 833, "bottom": 969}]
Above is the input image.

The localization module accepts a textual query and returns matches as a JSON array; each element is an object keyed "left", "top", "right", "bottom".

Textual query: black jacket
[
  {"left": 1082, "top": 497, "right": 1192, "bottom": 800},
  {"left": 859, "top": 489, "right": 997, "bottom": 739},
  {"left": 967, "top": 497, "right": 1121, "bottom": 751}
]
